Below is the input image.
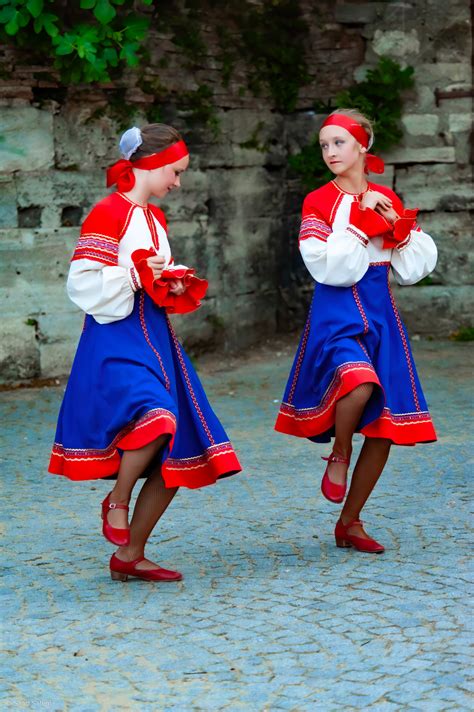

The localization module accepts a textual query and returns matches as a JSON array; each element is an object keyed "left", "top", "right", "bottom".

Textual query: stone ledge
[{"left": 384, "top": 147, "right": 456, "bottom": 165}]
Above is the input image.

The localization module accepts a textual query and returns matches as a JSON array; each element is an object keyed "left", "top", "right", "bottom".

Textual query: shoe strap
[
  {"left": 106, "top": 502, "right": 129, "bottom": 511},
  {"left": 322, "top": 453, "right": 350, "bottom": 465}
]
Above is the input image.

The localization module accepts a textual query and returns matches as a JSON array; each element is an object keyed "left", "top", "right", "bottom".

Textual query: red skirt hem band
[
  {"left": 275, "top": 364, "right": 379, "bottom": 438},
  {"left": 48, "top": 408, "right": 241, "bottom": 487},
  {"left": 274, "top": 366, "right": 437, "bottom": 445}
]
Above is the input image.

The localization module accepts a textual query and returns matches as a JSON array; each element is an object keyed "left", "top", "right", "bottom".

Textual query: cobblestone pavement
[{"left": 1, "top": 339, "right": 472, "bottom": 712}]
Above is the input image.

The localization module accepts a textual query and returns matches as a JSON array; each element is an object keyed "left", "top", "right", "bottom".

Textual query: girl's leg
[
  {"left": 327, "top": 383, "right": 374, "bottom": 485},
  {"left": 340, "top": 436, "right": 391, "bottom": 538},
  {"left": 106, "top": 435, "right": 168, "bottom": 529},
  {"left": 115, "top": 466, "right": 178, "bottom": 568}
]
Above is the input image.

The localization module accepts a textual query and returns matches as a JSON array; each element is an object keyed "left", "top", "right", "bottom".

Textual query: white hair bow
[{"left": 119, "top": 126, "right": 143, "bottom": 160}]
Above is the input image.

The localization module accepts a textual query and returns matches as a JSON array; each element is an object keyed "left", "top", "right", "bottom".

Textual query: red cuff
[
  {"left": 349, "top": 202, "right": 393, "bottom": 238},
  {"left": 382, "top": 208, "right": 418, "bottom": 250},
  {"left": 132, "top": 249, "right": 208, "bottom": 314}
]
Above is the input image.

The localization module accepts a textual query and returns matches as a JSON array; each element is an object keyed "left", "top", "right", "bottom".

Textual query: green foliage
[
  {"left": 450, "top": 326, "right": 474, "bottom": 342},
  {"left": 335, "top": 58, "right": 415, "bottom": 152},
  {"left": 238, "top": 0, "right": 310, "bottom": 112},
  {"left": 0, "top": 0, "right": 153, "bottom": 83},
  {"left": 290, "top": 58, "right": 415, "bottom": 190}
]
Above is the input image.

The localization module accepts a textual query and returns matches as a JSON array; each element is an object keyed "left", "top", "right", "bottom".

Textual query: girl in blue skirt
[
  {"left": 49, "top": 124, "right": 241, "bottom": 581},
  {"left": 275, "top": 109, "right": 437, "bottom": 553}
]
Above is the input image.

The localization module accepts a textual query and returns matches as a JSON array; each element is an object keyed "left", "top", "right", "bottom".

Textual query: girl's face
[
  {"left": 147, "top": 154, "right": 190, "bottom": 198},
  {"left": 319, "top": 125, "right": 366, "bottom": 176}
]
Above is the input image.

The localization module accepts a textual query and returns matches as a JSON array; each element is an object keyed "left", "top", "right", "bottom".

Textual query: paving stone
[{"left": 0, "top": 340, "right": 471, "bottom": 710}]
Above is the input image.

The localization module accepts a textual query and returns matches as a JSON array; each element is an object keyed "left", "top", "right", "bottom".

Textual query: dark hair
[{"left": 130, "top": 123, "right": 182, "bottom": 161}]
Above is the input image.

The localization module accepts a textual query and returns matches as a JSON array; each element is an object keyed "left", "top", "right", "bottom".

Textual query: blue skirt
[
  {"left": 49, "top": 292, "right": 241, "bottom": 488},
  {"left": 275, "top": 263, "right": 436, "bottom": 445}
]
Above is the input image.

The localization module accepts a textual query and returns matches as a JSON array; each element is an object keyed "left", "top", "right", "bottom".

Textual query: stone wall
[{"left": 0, "top": 0, "right": 472, "bottom": 383}]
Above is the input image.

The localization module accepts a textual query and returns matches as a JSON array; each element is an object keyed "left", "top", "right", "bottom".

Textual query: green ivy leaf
[
  {"left": 26, "top": 0, "right": 43, "bottom": 18},
  {"left": 33, "top": 12, "right": 59, "bottom": 37},
  {"left": 54, "top": 34, "right": 76, "bottom": 56},
  {"left": 80, "top": 1, "right": 97, "bottom": 9},
  {"left": 94, "top": 0, "right": 116, "bottom": 24}
]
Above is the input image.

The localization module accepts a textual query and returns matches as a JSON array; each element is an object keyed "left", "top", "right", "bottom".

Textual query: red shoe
[
  {"left": 109, "top": 554, "right": 183, "bottom": 582},
  {"left": 335, "top": 518, "right": 385, "bottom": 554},
  {"left": 321, "top": 452, "right": 350, "bottom": 503},
  {"left": 101, "top": 493, "right": 130, "bottom": 546}
]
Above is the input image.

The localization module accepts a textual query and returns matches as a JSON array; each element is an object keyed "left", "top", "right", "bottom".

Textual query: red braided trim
[
  {"left": 139, "top": 292, "right": 170, "bottom": 391},
  {"left": 166, "top": 316, "right": 215, "bottom": 445},
  {"left": 352, "top": 285, "right": 369, "bottom": 334},
  {"left": 287, "top": 304, "right": 312, "bottom": 405},
  {"left": 144, "top": 208, "right": 160, "bottom": 251},
  {"left": 386, "top": 272, "right": 421, "bottom": 411}
]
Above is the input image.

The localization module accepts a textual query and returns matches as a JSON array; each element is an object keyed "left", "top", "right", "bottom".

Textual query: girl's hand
[
  {"left": 168, "top": 278, "right": 186, "bottom": 295},
  {"left": 146, "top": 254, "right": 166, "bottom": 280},
  {"left": 360, "top": 190, "right": 393, "bottom": 212},
  {"left": 376, "top": 205, "right": 399, "bottom": 224}
]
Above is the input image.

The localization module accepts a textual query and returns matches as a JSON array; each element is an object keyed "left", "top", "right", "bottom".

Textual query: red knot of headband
[
  {"left": 321, "top": 114, "right": 385, "bottom": 175},
  {"left": 106, "top": 140, "right": 189, "bottom": 192}
]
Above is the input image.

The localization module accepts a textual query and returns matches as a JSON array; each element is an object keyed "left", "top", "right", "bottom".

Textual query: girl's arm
[
  {"left": 67, "top": 260, "right": 142, "bottom": 324},
  {"left": 299, "top": 197, "right": 381, "bottom": 287},
  {"left": 391, "top": 227, "right": 438, "bottom": 285},
  {"left": 385, "top": 193, "right": 438, "bottom": 285},
  {"left": 66, "top": 201, "right": 143, "bottom": 324}
]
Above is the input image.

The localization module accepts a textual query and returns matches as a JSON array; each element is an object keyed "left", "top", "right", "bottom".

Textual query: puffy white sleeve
[
  {"left": 298, "top": 196, "right": 391, "bottom": 287},
  {"left": 67, "top": 259, "right": 142, "bottom": 324},
  {"left": 391, "top": 228, "right": 438, "bottom": 286}
]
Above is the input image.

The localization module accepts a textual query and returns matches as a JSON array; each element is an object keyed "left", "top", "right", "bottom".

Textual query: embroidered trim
[
  {"left": 386, "top": 271, "right": 421, "bottom": 411},
  {"left": 129, "top": 266, "right": 141, "bottom": 292},
  {"left": 352, "top": 285, "right": 369, "bottom": 334},
  {"left": 397, "top": 233, "right": 412, "bottom": 252},
  {"left": 72, "top": 234, "right": 119, "bottom": 265},
  {"left": 287, "top": 305, "right": 312, "bottom": 405},
  {"left": 281, "top": 361, "right": 377, "bottom": 421},
  {"left": 119, "top": 204, "right": 136, "bottom": 239},
  {"left": 165, "top": 442, "right": 233, "bottom": 471},
  {"left": 144, "top": 208, "right": 160, "bottom": 251},
  {"left": 369, "top": 261, "right": 391, "bottom": 267},
  {"left": 299, "top": 216, "right": 331, "bottom": 243},
  {"left": 347, "top": 225, "right": 369, "bottom": 246},
  {"left": 329, "top": 191, "right": 344, "bottom": 224},
  {"left": 139, "top": 292, "right": 170, "bottom": 390},
  {"left": 166, "top": 316, "right": 215, "bottom": 446},
  {"left": 52, "top": 408, "right": 176, "bottom": 462},
  {"left": 356, "top": 336, "right": 370, "bottom": 359}
]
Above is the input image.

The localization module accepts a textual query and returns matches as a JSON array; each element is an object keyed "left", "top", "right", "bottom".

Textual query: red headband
[
  {"left": 106, "top": 140, "right": 189, "bottom": 192},
  {"left": 321, "top": 114, "right": 384, "bottom": 174}
]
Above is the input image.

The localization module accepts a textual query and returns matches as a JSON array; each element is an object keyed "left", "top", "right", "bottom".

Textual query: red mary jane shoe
[
  {"left": 321, "top": 452, "right": 350, "bottom": 503},
  {"left": 101, "top": 493, "right": 130, "bottom": 547},
  {"left": 109, "top": 554, "right": 183, "bottom": 582},
  {"left": 335, "top": 518, "right": 385, "bottom": 554}
]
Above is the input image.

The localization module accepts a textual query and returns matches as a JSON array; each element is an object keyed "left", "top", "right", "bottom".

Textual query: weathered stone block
[
  {"left": 0, "top": 107, "right": 54, "bottom": 172},
  {"left": 448, "top": 113, "right": 472, "bottom": 132},
  {"left": 402, "top": 114, "right": 439, "bottom": 136},
  {"left": 0, "top": 176, "right": 17, "bottom": 228},
  {"left": 0, "top": 227, "right": 77, "bottom": 316},
  {"left": 14, "top": 171, "right": 105, "bottom": 228},
  {"left": 394, "top": 285, "right": 474, "bottom": 337},
  {"left": 335, "top": 3, "right": 385, "bottom": 24},
  {"left": 372, "top": 29, "right": 420, "bottom": 58},
  {"left": 383, "top": 146, "right": 455, "bottom": 164},
  {"left": 419, "top": 211, "right": 474, "bottom": 286},
  {"left": 0, "top": 317, "right": 40, "bottom": 383},
  {"left": 371, "top": 166, "right": 395, "bottom": 190},
  {"left": 38, "top": 311, "right": 83, "bottom": 378},
  {"left": 395, "top": 164, "right": 473, "bottom": 211}
]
